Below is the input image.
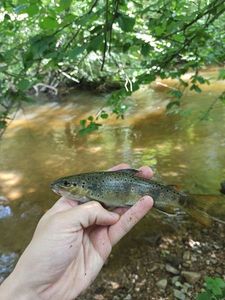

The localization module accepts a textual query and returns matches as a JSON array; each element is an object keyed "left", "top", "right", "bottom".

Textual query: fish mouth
[{"left": 51, "top": 184, "right": 63, "bottom": 196}]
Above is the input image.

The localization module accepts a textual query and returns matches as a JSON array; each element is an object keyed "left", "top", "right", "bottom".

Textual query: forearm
[{"left": 0, "top": 271, "right": 41, "bottom": 300}]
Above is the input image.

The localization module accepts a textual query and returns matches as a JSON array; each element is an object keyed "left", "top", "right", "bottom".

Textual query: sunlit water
[{"left": 0, "top": 71, "right": 225, "bottom": 277}]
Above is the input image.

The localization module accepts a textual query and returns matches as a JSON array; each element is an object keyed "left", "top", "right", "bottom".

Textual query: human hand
[{"left": 0, "top": 164, "right": 154, "bottom": 300}]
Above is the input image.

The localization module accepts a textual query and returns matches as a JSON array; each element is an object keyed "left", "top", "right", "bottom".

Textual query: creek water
[{"left": 0, "top": 70, "right": 225, "bottom": 277}]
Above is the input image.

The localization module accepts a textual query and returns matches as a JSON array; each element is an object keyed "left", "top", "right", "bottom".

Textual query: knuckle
[{"left": 87, "top": 201, "right": 102, "bottom": 209}]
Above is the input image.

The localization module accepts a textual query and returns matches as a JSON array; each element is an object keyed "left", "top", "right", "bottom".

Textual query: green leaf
[
  {"left": 218, "top": 69, "right": 225, "bottom": 80},
  {"left": 16, "top": 4, "right": 39, "bottom": 16},
  {"left": 141, "top": 43, "right": 151, "bottom": 56},
  {"left": 4, "top": 13, "right": 11, "bottom": 21},
  {"left": 137, "top": 73, "right": 156, "bottom": 84},
  {"left": 172, "top": 34, "right": 185, "bottom": 43},
  {"left": 80, "top": 119, "right": 86, "bottom": 128},
  {"left": 167, "top": 100, "right": 180, "bottom": 110},
  {"left": 190, "top": 84, "right": 202, "bottom": 93},
  {"left": 214, "top": 278, "right": 225, "bottom": 289},
  {"left": 170, "top": 90, "right": 183, "bottom": 98},
  {"left": 205, "top": 277, "right": 225, "bottom": 296},
  {"left": 25, "top": 4, "right": 39, "bottom": 17},
  {"left": 88, "top": 115, "right": 94, "bottom": 121},
  {"left": 68, "top": 46, "right": 86, "bottom": 59},
  {"left": 100, "top": 111, "right": 108, "bottom": 119},
  {"left": 154, "top": 26, "right": 165, "bottom": 36},
  {"left": 122, "top": 42, "right": 131, "bottom": 53},
  {"left": 87, "top": 35, "right": 103, "bottom": 51},
  {"left": 17, "top": 79, "right": 31, "bottom": 91},
  {"left": 79, "top": 121, "right": 102, "bottom": 136},
  {"left": 0, "top": 120, "right": 7, "bottom": 129},
  {"left": 40, "top": 16, "right": 58, "bottom": 30},
  {"left": 78, "top": 11, "right": 101, "bottom": 26},
  {"left": 118, "top": 14, "right": 135, "bottom": 32},
  {"left": 59, "top": 0, "right": 72, "bottom": 10},
  {"left": 179, "top": 78, "right": 189, "bottom": 87},
  {"left": 196, "top": 291, "right": 213, "bottom": 300},
  {"left": 0, "top": 53, "right": 5, "bottom": 63},
  {"left": 219, "top": 92, "right": 225, "bottom": 103},
  {"left": 195, "top": 75, "right": 206, "bottom": 84}
]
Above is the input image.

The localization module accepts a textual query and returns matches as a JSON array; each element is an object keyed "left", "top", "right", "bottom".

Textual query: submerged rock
[
  {"left": 0, "top": 253, "right": 18, "bottom": 279},
  {"left": 0, "top": 205, "right": 12, "bottom": 219}
]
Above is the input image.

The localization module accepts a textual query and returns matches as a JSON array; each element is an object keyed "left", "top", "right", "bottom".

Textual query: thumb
[{"left": 59, "top": 201, "right": 120, "bottom": 230}]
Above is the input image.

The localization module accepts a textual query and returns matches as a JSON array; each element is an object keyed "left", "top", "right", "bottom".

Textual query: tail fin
[{"left": 184, "top": 206, "right": 225, "bottom": 226}]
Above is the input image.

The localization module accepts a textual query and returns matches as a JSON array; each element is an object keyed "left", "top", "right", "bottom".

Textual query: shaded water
[{"left": 0, "top": 71, "right": 225, "bottom": 276}]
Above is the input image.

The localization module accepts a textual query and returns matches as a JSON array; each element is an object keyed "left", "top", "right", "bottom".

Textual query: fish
[{"left": 51, "top": 169, "right": 190, "bottom": 214}]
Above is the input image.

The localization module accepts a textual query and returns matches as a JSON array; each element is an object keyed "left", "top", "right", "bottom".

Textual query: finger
[
  {"left": 113, "top": 207, "right": 129, "bottom": 215},
  {"left": 109, "top": 163, "right": 130, "bottom": 171},
  {"left": 46, "top": 197, "right": 79, "bottom": 216},
  {"left": 109, "top": 196, "right": 153, "bottom": 246},
  {"left": 138, "top": 166, "right": 154, "bottom": 179},
  {"left": 59, "top": 201, "right": 120, "bottom": 229}
]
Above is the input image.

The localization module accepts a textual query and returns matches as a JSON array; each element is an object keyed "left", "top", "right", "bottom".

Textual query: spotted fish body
[{"left": 51, "top": 169, "right": 189, "bottom": 213}]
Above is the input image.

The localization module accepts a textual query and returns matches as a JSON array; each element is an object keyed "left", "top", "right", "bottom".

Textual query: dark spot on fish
[
  {"left": 63, "top": 180, "right": 70, "bottom": 186},
  {"left": 69, "top": 244, "right": 73, "bottom": 248},
  {"left": 73, "top": 183, "right": 77, "bottom": 187}
]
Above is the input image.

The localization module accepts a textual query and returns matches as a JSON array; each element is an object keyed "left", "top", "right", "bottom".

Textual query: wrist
[{"left": 0, "top": 271, "right": 40, "bottom": 300}]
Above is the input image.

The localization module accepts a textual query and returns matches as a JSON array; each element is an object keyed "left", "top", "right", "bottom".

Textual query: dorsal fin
[{"left": 116, "top": 168, "right": 139, "bottom": 175}]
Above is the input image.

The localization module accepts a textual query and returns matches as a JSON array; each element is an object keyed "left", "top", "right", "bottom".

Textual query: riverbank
[{"left": 78, "top": 222, "right": 225, "bottom": 300}]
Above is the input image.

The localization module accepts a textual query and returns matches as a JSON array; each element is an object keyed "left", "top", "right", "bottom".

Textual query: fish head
[{"left": 51, "top": 175, "right": 90, "bottom": 201}]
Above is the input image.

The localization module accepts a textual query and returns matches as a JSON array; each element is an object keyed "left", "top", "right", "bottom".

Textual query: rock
[
  {"left": 124, "top": 294, "right": 132, "bottom": 300},
  {"left": 110, "top": 281, "right": 120, "bottom": 289},
  {"left": 94, "top": 295, "right": 104, "bottom": 300},
  {"left": 183, "top": 251, "right": 191, "bottom": 261},
  {"left": 174, "top": 289, "right": 186, "bottom": 300},
  {"left": 0, "top": 205, "right": 12, "bottom": 219},
  {"left": 172, "top": 276, "right": 180, "bottom": 284},
  {"left": 216, "top": 266, "right": 223, "bottom": 274},
  {"left": 149, "top": 265, "right": 158, "bottom": 272},
  {"left": 165, "top": 264, "right": 179, "bottom": 275},
  {"left": 156, "top": 278, "right": 167, "bottom": 290},
  {"left": 0, "top": 252, "right": 18, "bottom": 278},
  {"left": 181, "top": 271, "right": 201, "bottom": 284},
  {"left": 0, "top": 196, "right": 9, "bottom": 203},
  {"left": 191, "top": 255, "right": 197, "bottom": 262},
  {"left": 175, "top": 281, "right": 182, "bottom": 288}
]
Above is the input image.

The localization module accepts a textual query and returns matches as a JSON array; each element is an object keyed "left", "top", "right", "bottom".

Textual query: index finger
[
  {"left": 108, "top": 196, "right": 153, "bottom": 246},
  {"left": 109, "top": 164, "right": 154, "bottom": 179}
]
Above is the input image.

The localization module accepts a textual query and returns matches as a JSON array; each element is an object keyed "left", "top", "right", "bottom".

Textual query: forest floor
[{"left": 78, "top": 222, "right": 225, "bottom": 300}]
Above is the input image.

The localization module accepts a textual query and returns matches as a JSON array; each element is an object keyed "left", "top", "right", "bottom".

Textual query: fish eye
[{"left": 63, "top": 180, "right": 70, "bottom": 187}]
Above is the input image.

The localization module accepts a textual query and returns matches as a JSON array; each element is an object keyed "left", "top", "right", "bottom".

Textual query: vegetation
[
  {"left": 1, "top": 0, "right": 225, "bottom": 135},
  {"left": 197, "top": 277, "right": 225, "bottom": 300}
]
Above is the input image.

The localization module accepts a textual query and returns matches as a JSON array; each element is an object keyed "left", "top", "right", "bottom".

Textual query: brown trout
[{"left": 51, "top": 169, "right": 189, "bottom": 214}]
